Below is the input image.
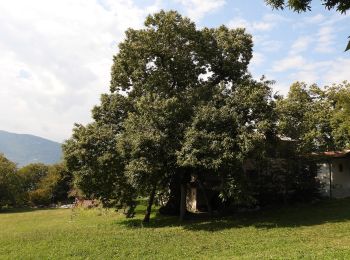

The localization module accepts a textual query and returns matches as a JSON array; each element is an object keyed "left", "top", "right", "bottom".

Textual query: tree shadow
[
  {"left": 118, "top": 198, "right": 350, "bottom": 232},
  {"left": 0, "top": 207, "right": 60, "bottom": 214}
]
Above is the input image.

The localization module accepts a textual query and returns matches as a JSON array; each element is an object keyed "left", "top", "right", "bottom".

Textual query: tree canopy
[
  {"left": 64, "top": 10, "right": 278, "bottom": 221},
  {"left": 276, "top": 81, "right": 350, "bottom": 153}
]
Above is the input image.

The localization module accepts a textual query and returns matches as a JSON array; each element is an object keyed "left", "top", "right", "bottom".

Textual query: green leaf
[{"left": 346, "top": 39, "right": 350, "bottom": 52}]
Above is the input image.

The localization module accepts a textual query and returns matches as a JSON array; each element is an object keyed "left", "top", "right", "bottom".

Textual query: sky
[{"left": 0, "top": 0, "right": 349, "bottom": 142}]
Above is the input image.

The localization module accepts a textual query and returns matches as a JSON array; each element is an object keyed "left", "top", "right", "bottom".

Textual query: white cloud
[
  {"left": 175, "top": 0, "right": 226, "bottom": 21},
  {"left": 315, "top": 25, "right": 336, "bottom": 53},
  {"left": 294, "top": 13, "right": 326, "bottom": 27},
  {"left": 250, "top": 52, "right": 265, "bottom": 67},
  {"left": 228, "top": 17, "right": 250, "bottom": 29},
  {"left": 260, "top": 40, "right": 283, "bottom": 52},
  {"left": 0, "top": 0, "right": 160, "bottom": 142},
  {"left": 228, "top": 17, "right": 273, "bottom": 32},
  {"left": 228, "top": 14, "right": 287, "bottom": 33},
  {"left": 270, "top": 55, "right": 350, "bottom": 91},
  {"left": 306, "top": 14, "right": 326, "bottom": 24},
  {"left": 289, "top": 35, "right": 313, "bottom": 55},
  {"left": 324, "top": 58, "right": 350, "bottom": 85},
  {"left": 272, "top": 55, "right": 306, "bottom": 72}
]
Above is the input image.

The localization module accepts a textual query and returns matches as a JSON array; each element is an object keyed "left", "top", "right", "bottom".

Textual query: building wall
[{"left": 318, "top": 157, "right": 350, "bottom": 198}]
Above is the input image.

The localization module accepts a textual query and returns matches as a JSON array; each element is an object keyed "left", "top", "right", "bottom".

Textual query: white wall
[{"left": 317, "top": 158, "right": 350, "bottom": 198}]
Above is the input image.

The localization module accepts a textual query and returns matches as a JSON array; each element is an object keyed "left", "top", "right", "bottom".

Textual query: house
[
  {"left": 185, "top": 146, "right": 350, "bottom": 213},
  {"left": 316, "top": 150, "right": 350, "bottom": 198}
]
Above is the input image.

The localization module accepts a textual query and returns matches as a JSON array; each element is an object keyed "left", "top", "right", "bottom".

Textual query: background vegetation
[{"left": 0, "top": 154, "right": 72, "bottom": 209}]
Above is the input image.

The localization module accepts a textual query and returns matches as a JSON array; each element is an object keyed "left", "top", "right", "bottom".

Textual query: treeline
[{"left": 0, "top": 154, "right": 72, "bottom": 209}]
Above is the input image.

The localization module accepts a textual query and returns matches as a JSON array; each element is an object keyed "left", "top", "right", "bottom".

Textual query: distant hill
[{"left": 0, "top": 130, "right": 62, "bottom": 167}]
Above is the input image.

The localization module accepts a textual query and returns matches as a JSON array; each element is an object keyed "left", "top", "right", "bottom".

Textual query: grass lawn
[{"left": 1, "top": 199, "right": 350, "bottom": 259}]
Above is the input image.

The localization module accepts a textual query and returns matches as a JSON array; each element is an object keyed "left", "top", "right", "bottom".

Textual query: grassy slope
[{"left": 1, "top": 199, "right": 350, "bottom": 259}]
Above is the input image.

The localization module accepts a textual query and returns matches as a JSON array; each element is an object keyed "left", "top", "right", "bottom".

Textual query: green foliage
[
  {"left": 0, "top": 154, "right": 22, "bottom": 208},
  {"left": 16, "top": 162, "right": 72, "bottom": 206},
  {"left": 277, "top": 81, "right": 350, "bottom": 152},
  {"left": 65, "top": 11, "right": 342, "bottom": 217},
  {"left": 27, "top": 163, "right": 72, "bottom": 205},
  {"left": 18, "top": 163, "right": 49, "bottom": 193},
  {"left": 346, "top": 37, "right": 350, "bottom": 51},
  {"left": 270, "top": 81, "right": 350, "bottom": 204},
  {"left": 276, "top": 82, "right": 333, "bottom": 153},
  {"left": 326, "top": 81, "right": 350, "bottom": 148},
  {"left": 265, "top": 0, "right": 350, "bottom": 13},
  {"left": 64, "top": 10, "right": 256, "bottom": 217},
  {"left": 0, "top": 154, "right": 72, "bottom": 208},
  {"left": 119, "top": 94, "right": 187, "bottom": 196},
  {"left": 63, "top": 123, "right": 135, "bottom": 212},
  {"left": 178, "top": 78, "right": 276, "bottom": 203}
]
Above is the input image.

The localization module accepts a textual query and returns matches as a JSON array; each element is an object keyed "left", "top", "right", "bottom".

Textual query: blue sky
[{"left": 0, "top": 0, "right": 349, "bottom": 142}]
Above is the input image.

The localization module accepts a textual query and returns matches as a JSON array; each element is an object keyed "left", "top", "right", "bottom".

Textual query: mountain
[{"left": 0, "top": 130, "right": 62, "bottom": 167}]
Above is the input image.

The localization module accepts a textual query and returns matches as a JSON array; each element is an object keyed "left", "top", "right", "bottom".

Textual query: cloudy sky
[{"left": 0, "top": 0, "right": 349, "bottom": 142}]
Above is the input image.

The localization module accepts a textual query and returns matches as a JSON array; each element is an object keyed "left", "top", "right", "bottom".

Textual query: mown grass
[{"left": 1, "top": 199, "right": 350, "bottom": 259}]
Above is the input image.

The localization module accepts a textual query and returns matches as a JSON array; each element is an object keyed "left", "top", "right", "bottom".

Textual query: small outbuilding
[{"left": 316, "top": 150, "right": 350, "bottom": 198}]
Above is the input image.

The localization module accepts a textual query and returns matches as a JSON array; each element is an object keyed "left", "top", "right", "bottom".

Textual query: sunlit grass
[{"left": 1, "top": 199, "right": 350, "bottom": 259}]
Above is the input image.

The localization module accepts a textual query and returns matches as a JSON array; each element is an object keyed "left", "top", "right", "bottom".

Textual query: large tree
[{"left": 64, "top": 10, "right": 275, "bottom": 221}]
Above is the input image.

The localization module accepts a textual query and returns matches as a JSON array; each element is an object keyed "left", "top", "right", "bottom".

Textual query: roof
[{"left": 312, "top": 150, "right": 350, "bottom": 158}]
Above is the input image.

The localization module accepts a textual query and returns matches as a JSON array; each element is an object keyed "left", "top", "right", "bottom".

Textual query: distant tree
[
  {"left": 276, "top": 82, "right": 334, "bottom": 153},
  {"left": 16, "top": 162, "right": 73, "bottom": 206},
  {"left": 17, "top": 163, "right": 49, "bottom": 204},
  {"left": 27, "top": 163, "right": 73, "bottom": 205},
  {"left": 277, "top": 81, "right": 350, "bottom": 152},
  {"left": 326, "top": 81, "right": 350, "bottom": 149},
  {"left": 0, "top": 154, "right": 22, "bottom": 208},
  {"left": 265, "top": 0, "right": 350, "bottom": 51}
]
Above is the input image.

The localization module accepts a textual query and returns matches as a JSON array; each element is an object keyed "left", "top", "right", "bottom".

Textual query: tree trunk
[
  {"left": 159, "top": 174, "right": 181, "bottom": 216},
  {"left": 329, "top": 161, "right": 332, "bottom": 199},
  {"left": 179, "top": 183, "right": 187, "bottom": 221},
  {"left": 143, "top": 186, "right": 156, "bottom": 223},
  {"left": 198, "top": 180, "right": 213, "bottom": 216}
]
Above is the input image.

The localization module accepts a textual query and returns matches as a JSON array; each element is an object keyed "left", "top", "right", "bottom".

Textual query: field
[{"left": 1, "top": 199, "right": 350, "bottom": 259}]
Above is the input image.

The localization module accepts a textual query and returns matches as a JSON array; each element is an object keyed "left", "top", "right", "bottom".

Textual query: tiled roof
[{"left": 312, "top": 150, "right": 350, "bottom": 158}]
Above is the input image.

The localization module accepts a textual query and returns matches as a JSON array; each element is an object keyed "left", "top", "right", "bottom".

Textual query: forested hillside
[{"left": 0, "top": 130, "right": 61, "bottom": 166}]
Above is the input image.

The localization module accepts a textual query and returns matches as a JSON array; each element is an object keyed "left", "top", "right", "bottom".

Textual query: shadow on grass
[
  {"left": 0, "top": 207, "right": 60, "bottom": 214},
  {"left": 118, "top": 198, "right": 350, "bottom": 232}
]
